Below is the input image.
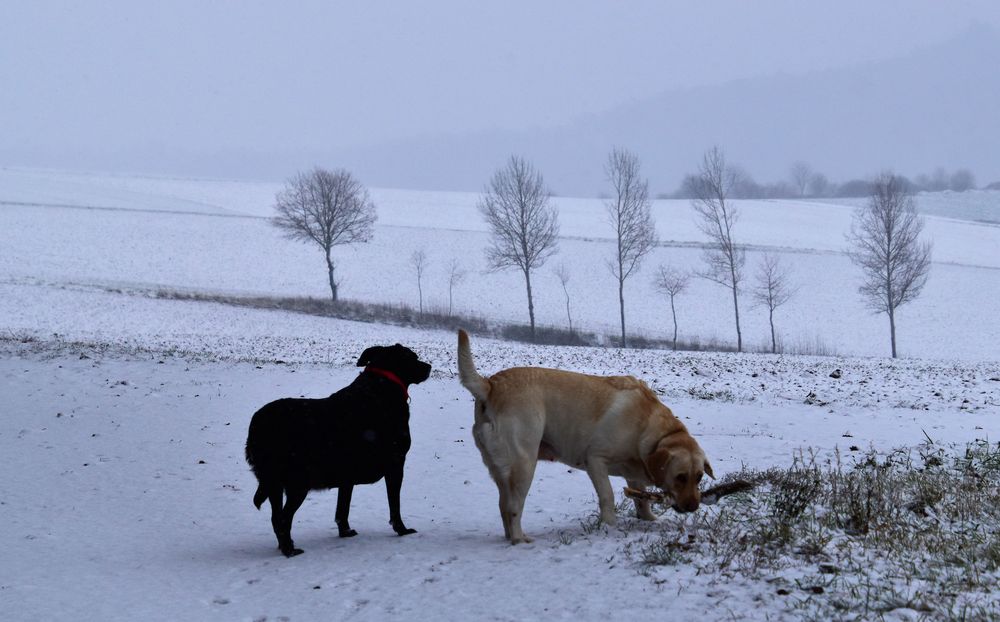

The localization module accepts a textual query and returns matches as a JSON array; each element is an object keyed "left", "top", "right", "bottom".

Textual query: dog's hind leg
[
  {"left": 335, "top": 485, "right": 358, "bottom": 538},
  {"left": 502, "top": 455, "right": 538, "bottom": 544},
  {"left": 264, "top": 484, "right": 290, "bottom": 554},
  {"left": 474, "top": 416, "right": 540, "bottom": 543},
  {"left": 473, "top": 421, "right": 510, "bottom": 539},
  {"left": 497, "top": 484, "right": 512, "bottom": 540},
  {"left": 385, "top": 463, "right": 417, "bottom": 536},
  {"left": 276, "top": 486, "right": 308, "bottom": 557}
]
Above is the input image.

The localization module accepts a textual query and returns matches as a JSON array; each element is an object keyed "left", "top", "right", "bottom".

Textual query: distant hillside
[{"left": 343, "top": 25, "right": 1000, "bottom": 196}]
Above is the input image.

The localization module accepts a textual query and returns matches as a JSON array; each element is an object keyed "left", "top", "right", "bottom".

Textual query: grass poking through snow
[{"left": 636, "top": 441, "right": 1000, "bottom": 620}]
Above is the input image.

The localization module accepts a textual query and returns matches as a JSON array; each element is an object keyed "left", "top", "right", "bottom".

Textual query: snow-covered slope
[{"left": 2, "top": 169, "right": 999, "bottom": 360}]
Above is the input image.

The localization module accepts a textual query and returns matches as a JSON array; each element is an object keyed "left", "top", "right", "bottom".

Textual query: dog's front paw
[
  {"left": 338, "top": 528, "right": 358, "bottom": 538},
  {"left": 280, "top": 545, "right": 304, "bottom": 557}
]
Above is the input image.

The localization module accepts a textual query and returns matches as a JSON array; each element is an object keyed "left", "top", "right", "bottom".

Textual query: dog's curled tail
[
  {"left": 457, "top": 329, "right": 490, "bottom": 402},
  {"left": 245, "top": 439, "right": 269, "bottom": 510},
  {"left": 253, "top": 484, "right": 267, "bottom": 510}
]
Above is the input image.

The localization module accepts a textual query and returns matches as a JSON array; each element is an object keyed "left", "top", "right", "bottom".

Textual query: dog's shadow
[
  {"left": 184, "top": 529, "right": 412, "bottom": 565},
  {"left": 184, "top": 510, "right": 670, "bottom": 565}
]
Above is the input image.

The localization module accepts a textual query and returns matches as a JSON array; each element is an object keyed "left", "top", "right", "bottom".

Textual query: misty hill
[{"left": 345, "top": 25, "right": 1000, "bottom": 196}]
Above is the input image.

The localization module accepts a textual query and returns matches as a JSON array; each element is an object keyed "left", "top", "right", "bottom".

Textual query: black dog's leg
[
  {"left": 385, "top": 463, "right": 417, "bottom": 536},
  {"left": 277, "top": 486, "right": 308, "bottom": 557},
  {"left": 265, "top": 484, "right": 288, "bottom": 553},
  {"left": 335, "top": 485, "right": 358, "bottom": 537}
]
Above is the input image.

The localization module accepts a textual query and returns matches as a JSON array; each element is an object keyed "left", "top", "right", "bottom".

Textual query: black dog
[{"left": 245, "top": 344, "right": 432, "bottom": 556}]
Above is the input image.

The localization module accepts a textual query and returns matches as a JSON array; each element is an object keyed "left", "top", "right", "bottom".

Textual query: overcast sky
[{"left": 2, "top": 1, "right": 999, "bottom": 186}]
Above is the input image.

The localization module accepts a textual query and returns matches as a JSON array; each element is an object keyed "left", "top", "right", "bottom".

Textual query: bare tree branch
[
  {"left": 847, "top": 171, "right": 932, "bottom": 358},
  {"left": 478, "top": 155, "right": 559, "bottom": 340},
  {"left": 272, "top": 167, "right": 377, "bottom": 301},
  {"left": 605, "top": 147, "right": 657, "bottom": 347}
]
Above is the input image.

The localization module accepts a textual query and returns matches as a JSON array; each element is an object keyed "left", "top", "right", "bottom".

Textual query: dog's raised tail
[
  {"left": 245, "top": 439, "right": 270, "bottom": 510},
  {"left": 457, "top": 329, "right": 490, "bottom": 402},
  {"left": 253, "top": 484, "right": 267, "bottom": 510}
]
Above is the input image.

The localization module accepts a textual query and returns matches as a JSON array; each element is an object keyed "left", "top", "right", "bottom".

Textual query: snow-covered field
[
  {"left": 3, "top": 318, "right": 998, "bottom": 621},
  {"left": 2, "top": 167, "right": 999, "bottom": 361},
  {"left": 818, "top": 190, "right": 1000, "bottom": 225},
  {"left": 1, "top": 168, "right": 999, "bottom": 620}
]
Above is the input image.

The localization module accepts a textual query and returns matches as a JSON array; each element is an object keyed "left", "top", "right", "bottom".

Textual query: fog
[{"left": 2, "top": 1, "right": 999, "bottom": 194}]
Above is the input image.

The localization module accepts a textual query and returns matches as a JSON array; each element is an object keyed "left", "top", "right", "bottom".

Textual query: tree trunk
[
  {"left": 325, "top": 250, "right": 338, "bottom": 302},
  {"left": 564, "top": 289, "right": 573, "bottom": 334},
  {"left": 670, "top": 295, "right": 678, "bottom": 351},
  {"left": 618, "top": 278, "right": 627, "bottom": 348},
  {"left": 889, "top": 307, "right": 897, "bottom": 358},
  {"left": 448, "top": 284, "right": 453, "bottom": 316},
  {"left": 731, "top": 283, "right": 742, "bottom": 353},
  {"left": 417, "top": 278, "right": 424, "bottom": 314},
  {"left": 769, "top": 307, "right": 776, "bottom": 354},
  {"left": 524, "top": 269, "right": 536, "bottom": 341}
]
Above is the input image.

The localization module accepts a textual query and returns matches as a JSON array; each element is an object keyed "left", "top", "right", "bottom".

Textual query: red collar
[{"left": 364, "top": 366, "right": 409, "bottom": 399}]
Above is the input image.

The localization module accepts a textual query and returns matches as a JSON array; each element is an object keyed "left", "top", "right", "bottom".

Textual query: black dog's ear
[{"left": 356, "top": 346, "right": 381, "bottom": 367}]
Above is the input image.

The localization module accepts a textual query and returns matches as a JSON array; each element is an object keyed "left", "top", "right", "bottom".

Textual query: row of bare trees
[
  {"left": 270, "top": 151, "right": 933, "bottom": 358},
  {"left": 680, "top": 147, "right": 931, "bottom": 357},
  {"left": 479, "top": 147, "right": 930, "bottom": 357},
  {"left": 478, "top": 150, "right": 657, "bottom": 345},
  {"left": 654, "top": 254, "right": 795, "bottom": 354},
  {"left": 676, "top": 160, "right": 980, "bottom": 200},
  {"left": 409, "top": 251, "right": 467, "bottom": 316}
]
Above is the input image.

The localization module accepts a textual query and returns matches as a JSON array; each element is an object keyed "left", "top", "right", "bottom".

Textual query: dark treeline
[{"left": 666, "top": 163, "right": 984, "bottom": 200}]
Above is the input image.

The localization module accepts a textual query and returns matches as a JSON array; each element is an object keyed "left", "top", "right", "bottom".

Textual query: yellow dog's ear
[
  {"left": 703, "top": 458, "right": 715, "bottom": 479},
  {"left": 644, "top": 443, "right": 672, "bottom": 483}
]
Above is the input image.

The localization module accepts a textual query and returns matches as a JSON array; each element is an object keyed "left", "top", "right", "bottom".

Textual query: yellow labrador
[{"left": 457, "top": 330, "right": 713, "bottom": 544}]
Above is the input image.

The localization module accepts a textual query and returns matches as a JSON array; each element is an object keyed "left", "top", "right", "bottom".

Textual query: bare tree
[
  {"left": 928, "top": 167, "right": 949, "bottom": 192},
  {"left": 273, "top": 167, "right": 377, "bottom": 301},
  {"left": 808, "top": 172, "right": 831, "bottom": 198},
  {"left": 691, "top": 146, "right": 747, "bottom": 352},
  {"left": 949, "top": 169, "right": 976, "bottom": 192},
  {"left": 605, "top": 147, "right": 657, "bottom": 348},
  {"left": 553, "top": 262, "right": 573, "bottom": 334},
  {"left": 847, "top": 172, "right": 932, "bottom": 358},
  {"left": 790, "top": 161, "right": 813, "bottom": 197},
  {"left": 446, "top": 258, "right": 466, "bottom": 316},
  {"left": 478, "top": 155, "right": 559, "bottom": 340},
  {"left": 411, "top": 249, "right": 428, "bottom": 314},
  {"left": 751, "top": 254, "right": 796, "bottom": 354},
  {"left": 653, "top": 265, "right": 690, "bottom": 350}
]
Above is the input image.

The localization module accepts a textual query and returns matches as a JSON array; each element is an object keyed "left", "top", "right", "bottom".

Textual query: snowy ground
[
  {"left": 2, "top": 305, "right": 998, "bottom": 621},
  {"left": 1, "top": 169, "right": 999, "bottom": 620}
]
